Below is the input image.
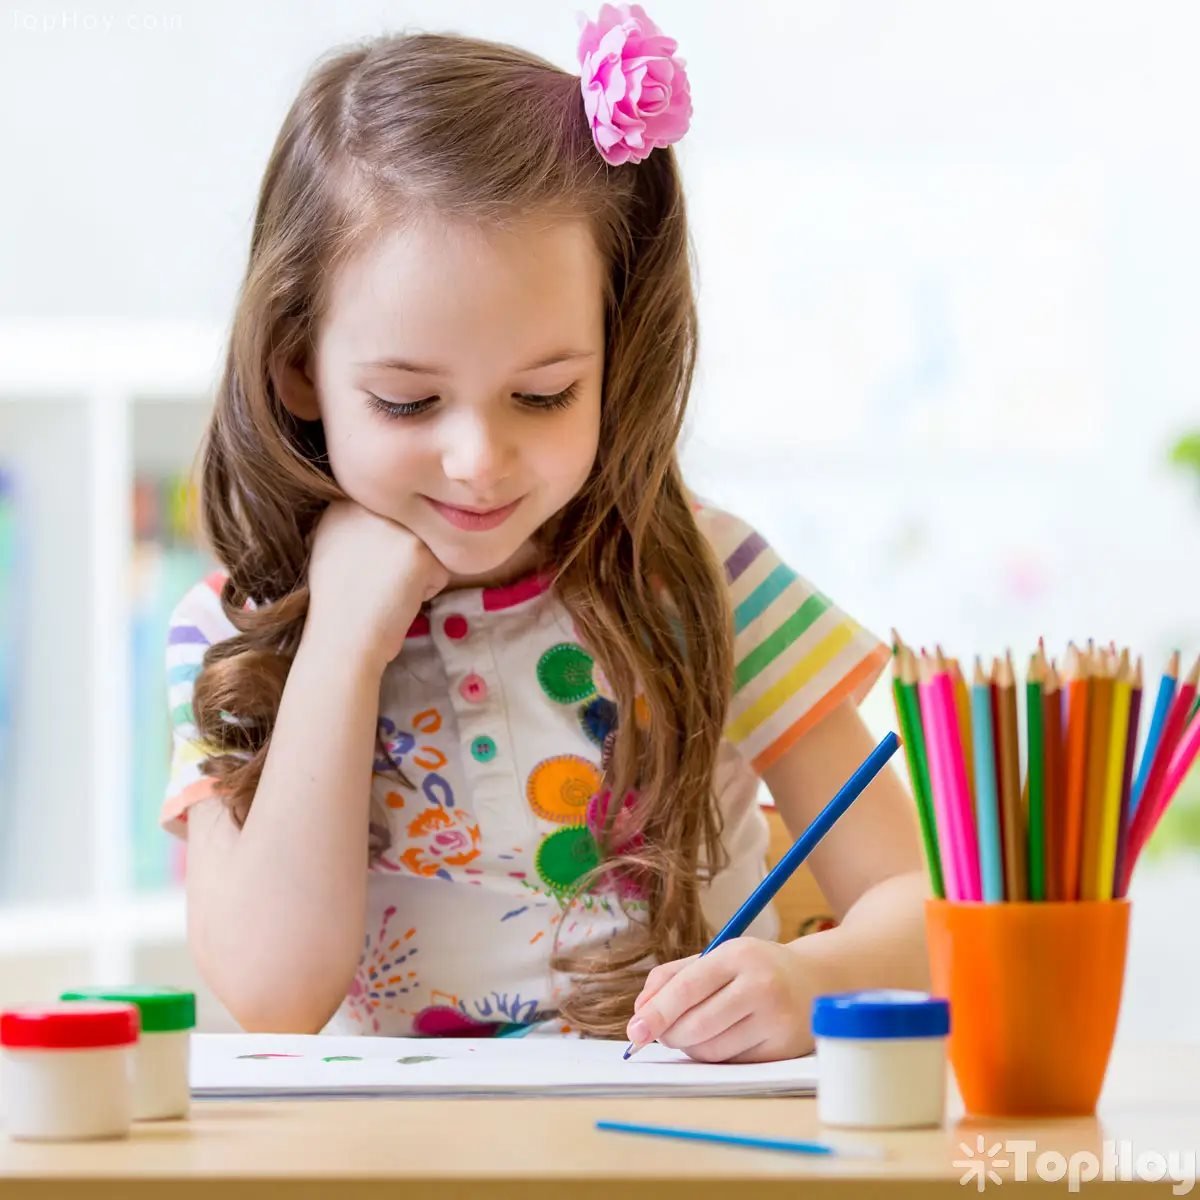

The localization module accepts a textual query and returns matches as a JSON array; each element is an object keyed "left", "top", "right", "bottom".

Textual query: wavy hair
[{"left": 191, "top": 30, "right": 734, "bottom": 1037}]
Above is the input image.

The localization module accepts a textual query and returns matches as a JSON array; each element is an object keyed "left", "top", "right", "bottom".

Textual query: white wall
[{"left": 2, "top": 0, "right": 1198, "bottom": 1037}]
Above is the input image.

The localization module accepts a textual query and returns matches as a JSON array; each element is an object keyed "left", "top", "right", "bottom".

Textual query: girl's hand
[
  {"left": 306, "top": 499, "right": 450, "bottom": 672},
  {"left": 626, "top": 938, "right": 819, "bottom": 1063}
]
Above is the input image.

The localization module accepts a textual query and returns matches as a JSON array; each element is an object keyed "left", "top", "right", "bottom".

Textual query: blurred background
[{"left": 0, "top": 1, "right": 1196, "bottom": 1037}]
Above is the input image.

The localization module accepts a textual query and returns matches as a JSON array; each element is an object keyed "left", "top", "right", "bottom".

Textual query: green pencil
[
  {"left": 892, "top": 634, "right": 945, "bottom": 898},
  {"left": 1026, "top": 652, "right": 1047, "bottom": 901}
]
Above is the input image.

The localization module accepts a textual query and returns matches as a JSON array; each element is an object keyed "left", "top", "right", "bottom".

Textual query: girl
[{"left": 162, "top": 6, "right": 928, "bottom": 1063}]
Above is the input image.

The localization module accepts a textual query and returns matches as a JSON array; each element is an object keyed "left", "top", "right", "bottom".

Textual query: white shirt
[{"left": 162, "top": 498, "right": 888, "bottom": 1035}]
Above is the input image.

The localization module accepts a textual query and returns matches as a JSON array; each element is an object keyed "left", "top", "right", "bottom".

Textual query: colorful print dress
[{"left": 160, "top": 500, "right": 889, "bottom": 1036}]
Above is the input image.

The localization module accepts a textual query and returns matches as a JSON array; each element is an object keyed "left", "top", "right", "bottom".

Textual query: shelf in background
[
  {"left": 0, "top": 320, "right": 224, "bottom": 396},
  {"left": 0, "top": 888, "right": 185, "bottom": 955}
]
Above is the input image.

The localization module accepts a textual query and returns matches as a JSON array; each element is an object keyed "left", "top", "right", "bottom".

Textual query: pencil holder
[{"left": 925, "top": 897, "right": 1130, "bottom": 1117}]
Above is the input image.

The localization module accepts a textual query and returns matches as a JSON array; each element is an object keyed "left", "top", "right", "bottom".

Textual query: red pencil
[{"left": 1123, "top": 655, "right": 1200, "bottom": 883}]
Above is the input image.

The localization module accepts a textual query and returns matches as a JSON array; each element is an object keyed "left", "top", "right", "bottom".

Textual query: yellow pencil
[
  {"left": 1097, "top": 649, "right": 1132, "bottom": 901},
  {"left": 1079, "top": 647, "right": 1115, "bottom": 900}
]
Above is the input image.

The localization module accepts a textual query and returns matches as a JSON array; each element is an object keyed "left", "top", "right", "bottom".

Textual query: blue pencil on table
[
  {"left": 623, "top": 730, "right": 903, "bottom": 1061},
  {"left": 595, "top": 1120, "right": 885, "bottom": 1160}
]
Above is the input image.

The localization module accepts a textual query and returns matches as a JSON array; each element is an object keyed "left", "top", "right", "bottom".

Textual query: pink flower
[{"left": 576, "top": 4, "right": 692, "bottom": 166}]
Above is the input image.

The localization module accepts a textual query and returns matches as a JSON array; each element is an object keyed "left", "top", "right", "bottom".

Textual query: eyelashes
[{"left": 365, "top": 383, "right": 580, "bottom": 421}]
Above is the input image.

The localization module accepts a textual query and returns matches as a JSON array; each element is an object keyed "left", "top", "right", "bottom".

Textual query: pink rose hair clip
[{"left": 576, "top": 3, "right": 692, "bottom": 166}]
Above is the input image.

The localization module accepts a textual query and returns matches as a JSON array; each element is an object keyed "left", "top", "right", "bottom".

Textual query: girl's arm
[
  {"left": 764, "top": 694, "right": 926, "bottom": 923},
  {"left": 628, "top": 697, "right": 930, "bottom": 1062},
  {"left": 182, "top": 501, "right": 448, "bottom": 1033},
  {"left": 183, "top": 629, "right": 383, "bottom": 1033},
  {"left": 761, "top": 695, "right": 930, "bottom": 997}
]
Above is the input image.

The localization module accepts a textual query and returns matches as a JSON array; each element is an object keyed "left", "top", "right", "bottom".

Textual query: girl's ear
[{"left": 272, "top": 355, "right": 322, "bottom": 421}]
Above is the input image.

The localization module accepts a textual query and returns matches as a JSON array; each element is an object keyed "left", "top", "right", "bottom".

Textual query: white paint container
[
  {"left": 60, "top": 987, "right": 195, "bottom": 1120},
  {"left": 0, "top": 1002, "right": 139, "bottom": 1141},
  {"left": 813, "top": 989, "right": 950, "bottom": 1129}
]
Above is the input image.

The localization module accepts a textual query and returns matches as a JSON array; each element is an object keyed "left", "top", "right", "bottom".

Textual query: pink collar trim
[{"left": 405, "top": 569, "right": 554, "bottom": 639}]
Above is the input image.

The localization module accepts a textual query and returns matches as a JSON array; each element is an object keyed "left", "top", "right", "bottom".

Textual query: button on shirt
[{"left": 161, "top": 499, "right": 889, "bottom": 1037}]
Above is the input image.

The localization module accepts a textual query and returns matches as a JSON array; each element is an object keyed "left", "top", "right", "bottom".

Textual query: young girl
[{"left": 161, "top": 6, "right": 928, "bottom": 1063}]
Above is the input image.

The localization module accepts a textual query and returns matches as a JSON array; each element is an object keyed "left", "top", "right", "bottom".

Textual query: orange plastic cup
[{"left": 925, "top": 898, "right": 1130, "bottom": 1117}]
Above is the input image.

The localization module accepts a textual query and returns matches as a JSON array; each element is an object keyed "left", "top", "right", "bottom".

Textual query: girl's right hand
[{"left": 305, "top": 499, "right": 450, "bottom": 672}]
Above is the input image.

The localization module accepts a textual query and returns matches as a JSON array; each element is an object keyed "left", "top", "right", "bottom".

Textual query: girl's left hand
[{"left": 626, "top": 938, "right": 819, "bottom": 1063}]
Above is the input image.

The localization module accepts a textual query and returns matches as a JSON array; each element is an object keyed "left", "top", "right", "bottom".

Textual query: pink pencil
[
  {"left": 918, "top": 654, "right": 967, "bottom": 900},
  {"left": 1126, "top": 657, "right": 1199, "bottom": 868},
  {"left": 935, "top": 649, "right": 983, "bottom": 901},
  {"left": 1157, "top": 710, "right": 1200, "bottom": 828}
]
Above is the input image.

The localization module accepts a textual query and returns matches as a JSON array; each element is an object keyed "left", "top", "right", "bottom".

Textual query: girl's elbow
[{"left": 221, "top": 985, "right": 341, "bottom": 1034}]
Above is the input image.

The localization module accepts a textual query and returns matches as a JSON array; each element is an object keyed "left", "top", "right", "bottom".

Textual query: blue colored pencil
[
  {"left": 970, "top": 660, "right": 1005, "bottom": 901},
  {"left": 1130, "top": 651, "right": 1179, "bottom": 817},
  {"left": 624, "top": 731, "right": 902, "bottom": 1060},
  {"left": 595, "top": 1120, "right": 885, "bottom": 1160}
]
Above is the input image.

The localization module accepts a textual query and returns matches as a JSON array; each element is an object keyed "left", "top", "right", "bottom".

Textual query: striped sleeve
[
  {"left": 695, "top": 502, "right": 890, "bottom": 775},
  {"left": 160, "top": 571, "right": 237, "bottom": 838}
]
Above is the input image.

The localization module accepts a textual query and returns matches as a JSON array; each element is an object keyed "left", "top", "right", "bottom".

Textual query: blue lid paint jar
[{"left": 812, "top": 990, "right": 950, "bottom": 1129}]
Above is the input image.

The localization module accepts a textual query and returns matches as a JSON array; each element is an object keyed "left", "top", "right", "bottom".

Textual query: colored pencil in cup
[
  {"left": 1026, "top": 650, "right": 1047, "bottom": 902},
  {"left": 1041, "top": 659, "right": 1065, "bottom": 901},
  {"left": 891, "top": 635, "right": 945, "bottom": 899},
  {"left": 934, "top": 648, "right": 982, "bottom": 901},
  {"left": 1095, "top": 650, "right": 1131, "bottom": 901},
  {"left": 1123, "top": 655, "right": 1200, "bottom": 883},
  {"left": 993, "top": 652, "right": 1026, "bottom": 902},
  {"left": 971, "top": 656, "right": 1005, "bottom": 902},
  {"left": 918, "top": 652, "right": 966, "bottom": 900},
  {"left": 950, "top": 657, "right": 976, "bottom": 806},
  {"left": 1156, "top": 704, "right": 1200, "bottom": 829},
  {"left": 1061, "top": 644, "right": 1092, "bottom": 901},
  {"left": 1110, "top": 656, "right": 1143, "bottom": 901},
  {"left": 1080, "top": 647, "right": 1115, "bottom": 900},
  {"left": 1130, "top": 650, "right": 1180, "bottom": 819}
]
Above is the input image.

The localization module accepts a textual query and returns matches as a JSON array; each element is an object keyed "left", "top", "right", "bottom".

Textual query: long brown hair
[{"left": 192, "top": 30, "right": 734, "bottom": 1036}]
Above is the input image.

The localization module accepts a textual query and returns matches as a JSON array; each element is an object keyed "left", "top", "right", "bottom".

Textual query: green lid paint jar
[{"left": 60, "top": 987, "right": 195, "bottom": 1120}]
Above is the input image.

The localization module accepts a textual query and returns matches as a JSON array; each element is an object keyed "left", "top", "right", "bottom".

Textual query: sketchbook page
[{"left": 190, "top": 1033, "right": 819, "bottom": 1099}]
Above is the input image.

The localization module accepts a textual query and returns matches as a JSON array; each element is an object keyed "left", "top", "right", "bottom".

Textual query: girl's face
[{"left": 285, "top": 216, "right": 606, "bottom": 588}]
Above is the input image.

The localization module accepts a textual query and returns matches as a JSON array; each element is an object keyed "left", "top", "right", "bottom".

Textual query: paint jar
[
  {"left": 0, "top": 1002, "right": 139, "bottom": 1140},
  {"left": 812, "top": 989, "right": 950, "bottom": 1129},
  {"left": 60, "top": 987, "right": 195, "bottom": 1120}
]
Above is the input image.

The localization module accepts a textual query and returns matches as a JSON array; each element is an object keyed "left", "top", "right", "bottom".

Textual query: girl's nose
[{"left": 441, "top": 412, "right": 515, "bottom": 493}]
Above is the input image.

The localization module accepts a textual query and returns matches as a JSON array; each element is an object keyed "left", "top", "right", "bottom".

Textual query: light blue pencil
[
  {"left": 1130, "top": 652, "right": 1178, "bottom": 818},
  {"left": 595, "top": 1121, "right": 885, "bottom": 1160},
  {"left": 971, "top": 662, "right": 1005, "bottom": 902}
]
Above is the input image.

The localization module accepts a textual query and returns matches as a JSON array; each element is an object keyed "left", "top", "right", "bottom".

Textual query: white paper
[{"left": 190, "top": 1033, "right": 819, "bottom": 1099}]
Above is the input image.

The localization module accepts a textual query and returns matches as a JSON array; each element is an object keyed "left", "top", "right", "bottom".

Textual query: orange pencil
[
  {"left": 1080, "top": 648, "right": 1115, "bottom": 900},
  {"left": 1061, "top": 644, "right": 1092, "bottom": 901}
]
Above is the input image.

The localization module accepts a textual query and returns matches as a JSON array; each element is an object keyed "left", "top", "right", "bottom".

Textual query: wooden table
[{"left": 2, "top": 1042, "right": 1198, "bottom": 1197}]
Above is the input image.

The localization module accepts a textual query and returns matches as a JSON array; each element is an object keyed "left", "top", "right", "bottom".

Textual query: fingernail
[{"left": 627, "top": 1016, "right": 650, "bottom": 1045}]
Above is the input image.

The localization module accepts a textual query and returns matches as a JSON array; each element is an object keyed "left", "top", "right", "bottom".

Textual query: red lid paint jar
[{"left": 0, "top": 1002, "right": 139, "bottom": 1140}]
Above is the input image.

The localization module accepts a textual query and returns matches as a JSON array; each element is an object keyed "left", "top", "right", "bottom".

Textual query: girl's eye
[
  {"left": 518, "top": 383, "right": 579, "bottom": 411},
  {"left": 365, "top": 383, "right": 579, "bottom": 420},
  {"left": 365, "top": 394, "right": 433, "bottom": 419}
]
